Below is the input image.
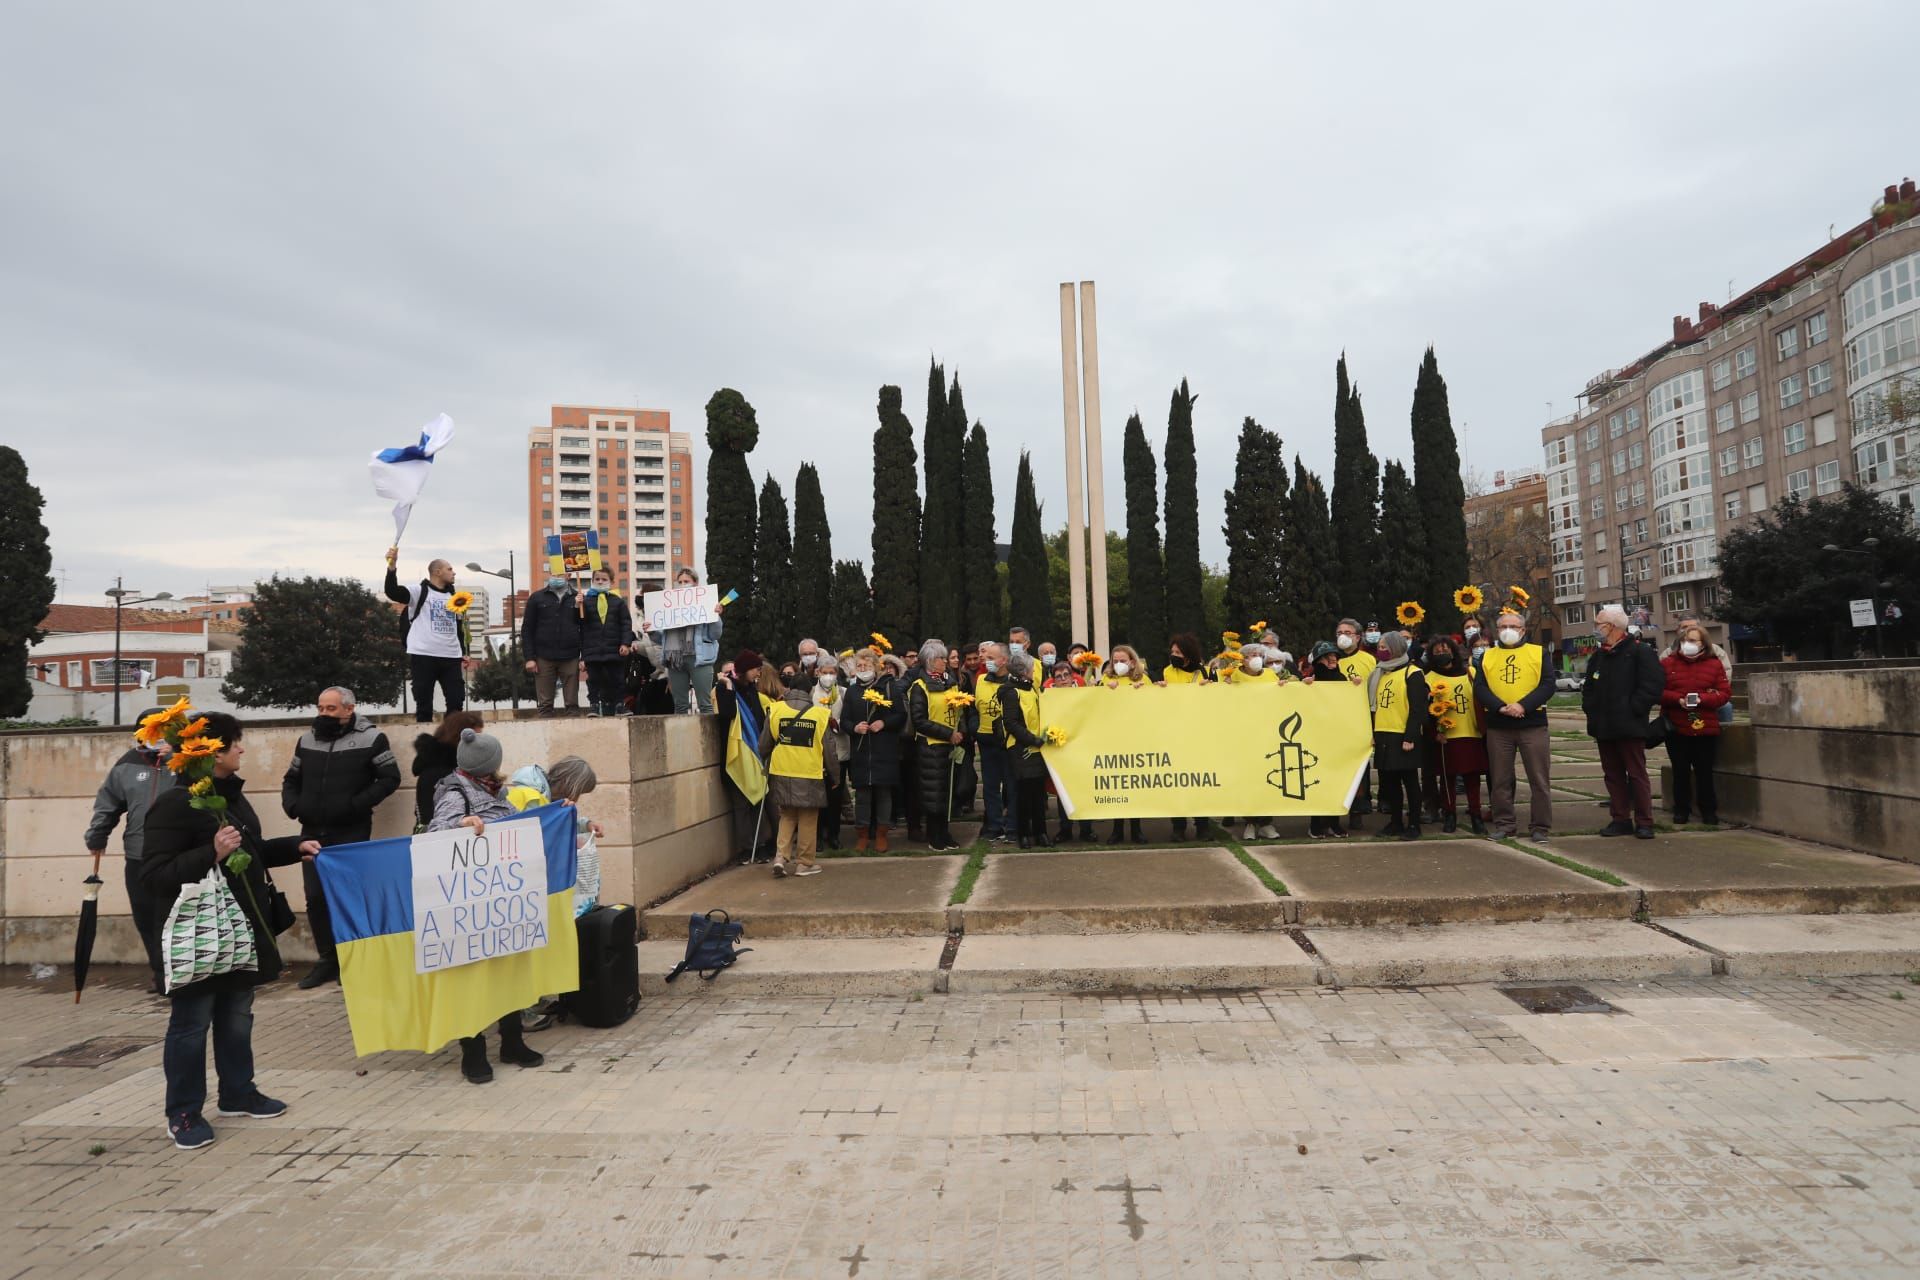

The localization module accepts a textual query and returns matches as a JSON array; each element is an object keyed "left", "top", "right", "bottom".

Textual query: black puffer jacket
[
  {"left": 520, "top": 586, "right": 582, "bottom": 661},
  {"left": 841, "top": 676, "right": 906, "bottom": 788},
  {"left": 907, "top": 672, "right": 974, "bottom": 802},
  {"left": 579, "top": 590, "right": 635, "bottom": 662},
  {"left": 997, "top": 675, "right": 1050, "bottom": 780},
  {"left": 1582, "top": 637, "right": 1666, "bottom": 742},
  {"left": 411, "top": 733, "right": 458, "bottom": 828},
  {"left": 280, "top": 715, "right": 400, "bottom": 839}
]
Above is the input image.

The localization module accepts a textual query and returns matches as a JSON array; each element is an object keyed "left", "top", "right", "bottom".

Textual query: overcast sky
[{"left": 7, "top": 3, "right": 1917, "bottom": 616}]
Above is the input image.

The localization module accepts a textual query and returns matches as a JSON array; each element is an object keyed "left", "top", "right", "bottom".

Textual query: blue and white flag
[{"left": 369, "top": 413, "right": 456, "bottom": 542}]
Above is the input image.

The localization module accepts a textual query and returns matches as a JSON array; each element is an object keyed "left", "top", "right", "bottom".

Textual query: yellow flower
[
  {"left": 1429, "top": 699, "right": 1451, "bottom": 717},
  {"left": 1438, "top": 716, "right": 1457, "bottom": 732},
  {"left": 188, "top": 776, "right": 214, "bottom": 797},
  {"left": 1072, "top": 651, "right": 1103, "bottom": 669},
  {"left": 175, "top": 735, "right": 222, "bottom": 761},
  {"left": 870, "top": 631, "right": 892, "bottom": 652},
  {"left": 1044, "top": 726, "right": 1068, "bottom": 747},
  {"left": 1249, "top": 620, "right": 1268, "bottom": 634},
  {"left": 946, "top": 691, "right": 976, "bottom": 709},
  {"left": 136, "top": 698, "right": 191, "bottom": 744},
  {"left": 1453, "top": 585, "right": 1485, "bottom": 614},
  {"left": 446, "top": 590, "right": 475, "bottom": 615},
  {"left": 862, "top": 688, "right": 893, "bottom": 708},
  {"left": 1508, "top": 585, "right": 1531, "bottom": 608},
  {"left": 1396, "top": 600, "right": 1426, "bottom": 626},
  {"left": 1221, "top": 630, "right": 1240, "bottom": 643}
]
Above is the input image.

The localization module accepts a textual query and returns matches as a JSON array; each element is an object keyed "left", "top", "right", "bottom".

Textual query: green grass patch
[
  {"left": 1499, "top": 837, "right": 1628, "bottom": 886},
  {"left": 947, "top": 844, "right": 989, "bottom": 905},
  {"left": 1222, "top": 838, "right": 1290, "bottom": 897}
]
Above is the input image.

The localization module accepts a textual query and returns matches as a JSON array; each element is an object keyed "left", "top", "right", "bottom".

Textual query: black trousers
[
  {"left": 1666, "top": 734, "right": 1720, "bottom": 820},
  {"left": 124, "top": 860, "right": 167, "bottom": 991},
  {"left": 411, "top": 654, "right": 465, "bottom": 723},
  {"left": 584, "top": 659, "right": 625, "bottom": 713},
  {"left": 1016, "top": 776, "right": 1049, "bottom": 840},
  {"left": 1379, "top": 770, "right": 1422, "bottom": 825},
  {"left": 301, "top": 824, "right": 371, "bottom": 962}
]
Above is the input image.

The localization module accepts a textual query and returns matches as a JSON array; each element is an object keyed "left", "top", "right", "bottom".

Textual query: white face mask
[
  {"left": 1038, "top": 652, "right": 1055, "bottom": 668},
  {"left": 1498, "top": 627, "right": 1522, "bottom": 647},
  {"left": 855, "top": 669, "right": 875, "bottom": 683},
  {"left": 1463, "top": 626, "right": 1480, "bottom": 639},
  {"left": 1335, "top": 634, "right": 1356, "bottom": 651},
  {"left": 1245, "top": 655, "right": 1264, "bottom": 673},
  {"left": 1472, "top": 644, "right": 1489, "bottom": 659},
  {"left": 1363, "top": 630, "right": 1381, "bottom": 645},
  {"left": 1680, "top": 641, "right": 1702, "bottom": 658},
  {"left": 1112, "top": 661, "right": 1131, "bottom": 677},
  {"left": 817, "top": 673, "right": 836, "bottom": 690},
  {"left": 800, "top": 653, "right": 818, "bottom": 668}
]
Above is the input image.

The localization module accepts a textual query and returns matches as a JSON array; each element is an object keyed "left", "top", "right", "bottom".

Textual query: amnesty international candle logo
[
  {"left": 1501, "top": 652, "right": 1520, "bottom": 686},
  {"left": 1264, "top": 711, "right": 1320, "bottom": 800}
]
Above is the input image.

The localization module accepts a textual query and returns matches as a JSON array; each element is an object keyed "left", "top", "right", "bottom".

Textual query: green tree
[
  {"left": 1719, "top": 485, "right": 1920, "bottom": 657},
  {"left": 1222, "top": 417, "right": 1290, "bottom": 633},
  {"left": 753, "top": 475, "right": 795, "bottom": 661},
  {"left": 961, "top": 420, "right": 1001, "bottom": 641},
  {"left": 222, "top": 576, "right": 406, "bottom": 709},
  {"left": 1329, "top": 355, "right": 1381, "bottom": 622},
  {"left": 468, "top": 638, "right": 524, "bottom": 706},
  {"left": 1161, "top": 378, "right": 1206, "bottom": 637},
  {"left": 1047, "top": 528, "right": 1129, "bottom": 647},
  {"left": 703, "top": 388, "right": 759, "bottom": 651},
  {"left": 1410, "top": 346, "right": 1469, "bottom": 613},
  {"left": 826, "top": 559, "right": 873, "bottom": 652},
  {"left": 918, "top": 360, "right": 965, "bottom": 642},
  {"left": 870, "top": 384, "right": 921, "bottom": 645},
  {"left": 1375, "top": 459, "right": 1430, "bottom": 625},
  {"left": 0, "top": 446, "right": 54, "bottom": 718},
  {"left": 1281, "top": 457, "right": 1340, "bottom": 650},
  {"left": 791, "top": 461, "right": 832, "bottom": 644},
  {"left": 1121, "top": 412, "right": 1168, "bottom": 667},
  {"left": 1007, "top": 451, "right": 1056, "bottom": 646}
]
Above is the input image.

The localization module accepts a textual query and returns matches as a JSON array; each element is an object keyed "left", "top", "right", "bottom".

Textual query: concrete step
[
  {"left": 1300, "top": 920, "right": 1713, "bottom": 987},
  {"left": 946, "top": 932, "right": 1317, "bottom": 994},
  {"left": 962, "top": 847, "right": 1289, "bottom": 934},
  {"left": 1652, "top": 913, "right": 1920, "bottom": 977},
  {"left": 1539, "top": 831, "right": 1920, "bottom": 915},
  {"left": 642, "top": 854, "right": 963, "bottom": 939},
  {"left": 636, "top": 937, "right": 944, "bottom": 997}
]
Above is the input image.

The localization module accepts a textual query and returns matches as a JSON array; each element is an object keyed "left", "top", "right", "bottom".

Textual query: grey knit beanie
[{"left": 457, "top": 727, "right": 503, "bottom": 776}]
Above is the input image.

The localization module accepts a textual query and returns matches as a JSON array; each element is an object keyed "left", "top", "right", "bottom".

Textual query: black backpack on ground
[
  {"left": 564, "top": 903, "right": 641, "bottom": 1027},
  {"left": 664, "top": 909, "right": 750, "bottom": 982}
]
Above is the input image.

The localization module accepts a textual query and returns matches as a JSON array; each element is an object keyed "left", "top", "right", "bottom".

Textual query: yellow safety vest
[
  {"left": 975, "top": 675, "right": 1004, "bottom": 737},
  {"left": 911, "top": 677, "right": 953, "bottom": 744},
  {"left": 1005, "top": 684, "right": 1042, "bottom": 753},
  {"left": 1425, "top": 671, "right": 1482, "bottom": 740},
  {"left": 1337, "top": 648, "right": 1377, "bottom": 685},
  {"left": 1482, "top": 643, "right": 1543, "bottom": 707},
  {"left": 766, "top": 702, "right": 831, "bottom": 779},
  {"left": 1373, "top": 667, "right": 1411, "bottom": 734},
  {"left": 1161, "top": 663, "right": 1208, "bottom": 684},
  {"left": 1223, "top": 665, "right": 1279, "bottom": 685}
]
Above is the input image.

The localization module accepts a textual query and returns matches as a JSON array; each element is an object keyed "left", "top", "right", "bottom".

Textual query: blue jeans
[
  {"left": 979, "top": 744, "right": 1010, "bottom": 836},
  {"left": 164, "top": 987, "right": 256, "bottom": 1117}
]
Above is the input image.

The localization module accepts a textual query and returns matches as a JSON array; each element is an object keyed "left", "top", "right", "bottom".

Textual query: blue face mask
[
  {"left": 1007, "top": 643, "right": 1025, "bottom": 660},
  {"left": 547, "top": 576, "right": 566, "bottom": 592},
  {"left": 984, "top": 659, "right": 1000, "bottom": 675},
  {"left": 588, "top": 582, "right": 609, "bottom": 596}
]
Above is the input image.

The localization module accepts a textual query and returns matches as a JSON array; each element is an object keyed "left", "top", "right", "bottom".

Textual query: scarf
[{"left": 1366, "top": 640, "right": 1411, "bottom": 705}]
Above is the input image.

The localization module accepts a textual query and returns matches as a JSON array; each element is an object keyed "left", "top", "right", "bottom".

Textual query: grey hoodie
[{"left": 84, "top": 746, "right": 177, "bottom": 860}]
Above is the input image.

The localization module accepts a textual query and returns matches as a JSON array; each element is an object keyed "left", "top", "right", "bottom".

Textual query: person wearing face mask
[
  {"left": 520, "top": 572, "right": 585, "bottom": 715},
  {"left": 1661, "top": 613, "right": 1735, "bottom": 726},
  {"left": 907, "top": 640, "right": 973, "bottom": 851},
  {"left": 1159, "top": 632, "right": 1211, "bottom": 686},
  {"left": 1365, "top": 632, "right": 1431, "bottom": 839},
  {"left": 1035, "top": 642, "right": 1058, "bottom": 674},
  {"left": 1221, "top": 645, "right": 1285, "bottom": 841},
  {"left": 1659, "top": 624, "right": 1731, "bottom": 826},
  {"left": 816, "top": 654, "right": 851, "bottom": 851},
  {"left": 1582, "top": 604, "right": 1667, "bottom": 839},
  {"left": 758, "top": 660, "right": 840, "bottom": 877},
  {"left": 1007, "top": 626, "right": 1031, "bottom": 667},
  {"left": 1096, "top": 645, "right": 1152, "bottom": 843},
  {"left": 1475, "top": 608, "right": 1557, "bottom": 841},
  {"left": 842, "top": 649, "right": 906, "bottom": 851},
  {"left": 997, "top": 651, "right": 1054, "bottom": 848},
  {"left": 1363, "top": 621, "right": 1386, "bottom": 658},
  {"left": 1422, "top": 637, "right": 1488, "bottom": 835},
  {"left": 1302, "top": 643, "right": 1351, "bottom": 838},
  {"left": 1461, "top": 615, "right": 1485, "bottom": 654},
  {"left": 578, "top": 569, "right": 636, "bottom": 718},
  {"left": 384, "top": 547, "right": 473, "bottom": 723},
  {"left": 1332, "top": 619, "right": 1378, "bottom": 824},
  {"left": 796, "top": 638, "right": 821, "bottom": 674},
  {"left": 972, "top": 643, "right": 1013, "bottom": 843}
]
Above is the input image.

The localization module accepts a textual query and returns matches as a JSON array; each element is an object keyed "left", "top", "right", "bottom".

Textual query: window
[
  {"left": 1635, "top": 518, "right": 1648, "bottom": 542},
  {"left": 1743, "top": 437, "right": 1764, "bottom": 469},
  {"left": 1711, "top": 357, "right": 1732, "bottom": 390},
  {"left": 1782, "top": 421, "right": 1807, "bottom": 455},
  {"left": 1554, "top": 568, "right": 1584, "bottom": 599},
  {"left": 1813, "top": 411, "right": 1837, "bottom": 446},
  {"left": 1775, "top": 326, "right": 1799, "bottom": 361},
  {"left": 1626, "top": 406, "right": 1643, "bottom": 432},
  {"left": 1627, "top": 441, "right": 1646, "bottom": 468},
  {"left": 1596, "top": 565, "right": 1611, "bottom": 589},
  {"left": 1564, "top": 603, "right": 1587, "bottom": 625},
  {"left": 1631, "top": 479, "right": 1647, "bottom": 507},
  {"left": 1611, "top": 449, "right": 1627, "bottom": 476},
  {"left": 1647, "top": 373, "right": 1699, "bottom": 418},
  {"left": 1855, "top": 434, "right": 1912, "bottom": 486},
  {"left": 1807, "top": 360, "right": 1831, "bottom": 397},
  {"left": 1584, "top": 423, "right": 1600, "bottom": 451},
  {"left": 183, "top": 659, "right": 200, "bottom": 679},
  {"left": 1816, "top": 460, "right": 1842, "bottom": 495},
  {"left": 1724, "top": 491, "right": 1743, "bottom": 521},
  {"left": 539, "top": 456, "right": 550, "bottom": 468},
  {"left": 1739, "top": 391, "right": 1760, "bottom": 423},
  {"left": 90, "top": 658, "right": 155, "bottom": 686},
  {"left": 67, "top": 660, "right": 82, "bottom": 685},
  {"left": 1787, "top": 468, "right": 1811, "bottom": 500},
  {"left": 1778, "top": 373, "right": 1803, "bottom": 409},
  {"left": 1608, "top": 412, "right": 1624, "bottom": 439},
  {"left": 1734, "top": 345, "right": 1756, "bottom": 379},
  {"left": 1593, "top": 529, "right": 1608, "bottom": 553},
  {"left": 1718, "top": 446, "right": 1740, "bottom": 477},
  {"left": 1666, "top": 589, "right": 1691, "bottom": 614},
  {"left": 1587, "top": 461, "right": 1602, "bottom": 485},
  {"left": 1806, "top": 311, "right": 1828, "bottom": 346},
  {"left": 1547, "top": 437, "right": 1572, "bottom": 466},
  {"left": 1844, "top": 250, "right": 1920, "bottom": 331},
  {"left": 1617, "top": 523, "right": 1632, "bottom": 550},
  {"left": 1715, "top": 402, "right": 1735, "bottom": 433},
  {"left": 1615, "top": 485, "right": 1629, "bottom": 511},
  {"left": 1747, "top": 482, "right": 1768, "bottom": 511},
  {"left": 1846, "top": 311, "right": 1920, "bottom": 383}
]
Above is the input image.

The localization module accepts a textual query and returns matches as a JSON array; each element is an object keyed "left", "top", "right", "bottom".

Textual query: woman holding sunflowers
[
  {"left": 1420, "top": 634, "right": 1488, "bottom": 835},
  {"left": 384, "top": 547, "right": 472, "bottom": 723}
]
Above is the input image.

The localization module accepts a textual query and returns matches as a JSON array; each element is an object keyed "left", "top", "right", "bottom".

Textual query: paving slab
[
  {"left": 1551, "top": 830, "right": 1920, "bottom": 915},
  {"left": 636, "top": 937, "right": 945, "bottom": 996},
  {"left": 1654, "top": 913, "right": 1920, "bottom": 977},
  {"left": 1303, "top": 919, "right": 1712, "bottom": 986},
  {"left": 947, "top": 932, "right": 1317, "bottom": 993},
  {"left": 1250, "top": 839, "right": 1635, "bottom": 926},
  {"left": 963, "top": 847, "right": 1288, "bottom": 933},
  {"left": 641, "top": 854, "right": 962, "bottom": 938}
]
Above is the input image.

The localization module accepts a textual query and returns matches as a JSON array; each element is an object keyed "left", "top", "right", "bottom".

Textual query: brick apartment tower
[{"left": 526, "top": 406, "right": 697, "bottom": 599}]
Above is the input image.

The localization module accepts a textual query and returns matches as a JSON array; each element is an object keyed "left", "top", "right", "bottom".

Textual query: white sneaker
[
  {"left": 1241, "top": 822, "right": 1257, "bottom": 841},
  {"left": 794, "top": 864, "right": 823, "bottom": 877},
  {"left": 1257, "top": 823, "right": 1281, "bottom": 840},
  {"left": 771, "top": 858, "right": 787, "bottom": 878}
]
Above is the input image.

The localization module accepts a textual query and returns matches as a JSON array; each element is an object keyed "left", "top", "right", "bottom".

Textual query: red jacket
[{"left": 1659, "top": 652, "right": 1730, "bottom": 736}]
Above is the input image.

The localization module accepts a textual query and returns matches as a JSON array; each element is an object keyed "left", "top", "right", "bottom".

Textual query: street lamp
[
  {"left": 465, "top": 552, "right": 518, "bottom": 710},
  {"left": 103, "top": 579, "right": 173, "bottom": 726}
]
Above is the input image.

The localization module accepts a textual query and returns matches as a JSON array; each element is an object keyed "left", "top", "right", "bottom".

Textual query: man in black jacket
[
  {"left": 1582, "top": 604, "right": 1667, "bottom": 839},
  {"left": 579, "top": 568, "right": 635, "bottom": 717},
  {"left": 279, "top": 686, "right": 401, "bottom": 987},
  {"left": 521, "top": 573, "right": 583, "bottom": 714},
  {"left": 83, "top": 710, "right": 176, "bottom": 991}
]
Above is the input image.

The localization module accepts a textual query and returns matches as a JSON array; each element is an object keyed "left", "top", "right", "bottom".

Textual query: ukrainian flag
[
  {"left": 726, "top": 695, "right": 768, "bottom": 804},
  {"left": 314, "top": 804, "right": 580, "bottom": 1056}
]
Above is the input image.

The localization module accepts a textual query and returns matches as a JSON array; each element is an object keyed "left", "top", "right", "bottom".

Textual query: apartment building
[
  {"left": 525, "top": 406, "right": 697, "bottom": 597},
  {"left": 1541, "top": 179, "right": 1920, "bottom": 653},
  {"left": 1463, "top": 470, "right": 1554, "bottom": 645}
]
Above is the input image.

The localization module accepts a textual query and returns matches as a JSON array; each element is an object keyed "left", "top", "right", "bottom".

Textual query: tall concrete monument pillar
[{"left": 1057, "top": 281, "right": 1111, "bottom": 654}]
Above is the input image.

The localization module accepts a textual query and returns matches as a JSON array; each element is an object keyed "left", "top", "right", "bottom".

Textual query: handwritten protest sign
[
  {"left": 643, "top": 583, "right": 726, "bottom": 631},
  {"left": 409, "top": 814, "right": 551, "bottom": 974}
]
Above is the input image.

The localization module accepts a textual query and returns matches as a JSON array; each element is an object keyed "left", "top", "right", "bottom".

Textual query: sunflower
[
  {"left": 1249, "top": 620, "right": 1268, "bottom": 634},
  {"left": 1508, "top": 585, "right": 1531, "bottom": 608},
  {"left": 862, "top": 688, "right": 893, "bottom": 708},
  {"left": 1438, "top": 716, "right": 1457, "bottom": 733},
  {"left": 188, "top": 776, "right": 214, "bottom": 797},
  {"left": 870, "top": 631, "right": 892, "bottom": 652},
  {"left": 1453, "top": 585, "right": 1485, "bottom": 614},
  {"left": 1221, "top": 630, "right": 1241, "bottom": 643},
  {"left": 946, "top": 690, "right": 976, "bottom": 709},
  {"left": 1071, "top": 651, "right": 1103, "bottom": 669},
  {"left": 1044, "top": 725, "right": 1069, "bottom": 747},
  {"left": 179, "top": 716, "right": 210, "bottom": 740},
  {"left": 1396, "top": 600, "right": 1426, "bottom": 627},
  {"left": 136, "top": 698, "right": 190, "bottom": 744},
  {"left": 1429, "top": 699, "right": 1452, "bottom": 718},
  {"left": 446, "top": 590, "right": 475, "bottom": 616}
]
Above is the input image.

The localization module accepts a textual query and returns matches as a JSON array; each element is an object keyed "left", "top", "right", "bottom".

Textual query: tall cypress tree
[
  {"left": 1221, "top": 417, "right": 1290, "bottom": 634},
  {"left": 1282, "top": 456, "right": 1340, "bottom": 649},
  {"left": 870, "top": 385, "right": 920, "bottom": 645},
  {"left": 1329, "top": 355, "right": 1381, "bottom": 622},
  {"left": 1161, "top": 378, "right": 1205, "bottom": 638},
  {"left": 790, "top": 461, "right": 832, "bottom": 644},
  {"left": 960, "top": 420, "right": 1000, "bottom": 641},
  {"left": 1121, "top": 412, "right": 1168, "bottom": 668},
  {"left": 754, "top": 475, "right": 795, "bottom": 661},
  {"left": 703, "top": 388, "right": 759, "bottom": 652},
  {"left": 1410, "top": 346, "right": 1469, "bottom": 613},
  {"left": 1007, "top": 451, "right": 1056, "bottom": 647},
  {"left": 0, "top": 445, "right": 55, "bottom": 718},
  {"left": 826, "top": 559, "right": 872, "bottom": 652},
  {"left": 918, "top": 360, "right": 966, "bottom": 641},
  {"left": 1375, "top": 459, "right": 1430, "bottom": 625}
]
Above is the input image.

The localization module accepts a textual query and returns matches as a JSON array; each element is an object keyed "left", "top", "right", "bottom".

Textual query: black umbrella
[{"left": 75, "top": 851, "right": 103, "bottom": 1003}]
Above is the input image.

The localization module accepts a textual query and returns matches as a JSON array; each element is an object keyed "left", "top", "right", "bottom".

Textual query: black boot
[
  {"left": 1129, "top": 819, "right": 1147, "bottom": 844},
  {"left": 1108, "top": 819, "right": 1125, "bottom": 844},
  {"left": 460, "top": 1036, "right": 493, "bottom": 1084},
  {"left": 496, "top": 1015, "right": 544, "bottom": 1068},
  {"left": 1442, "top": 811, "right": 1457, "bottom": 834}
]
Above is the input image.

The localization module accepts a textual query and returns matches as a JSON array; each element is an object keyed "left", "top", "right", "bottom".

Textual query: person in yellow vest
[
  {"left": 757, "top": 669, "right": 841, "bottom": 877},
  {"left": 1221, "top": 643, "right": 1287, "bottom": 841},
  {"left": 1422, "top": 635, "right": 1488, "bottom": 835},
  {"left": 1331, "top": 617, "right": 1379, "bottom": 826},
  {"left": 1096, "top": 645, "right": 1153, "bottom": 843},
  {"left": 1367, "top": 631, "right": 1431, "bottom": 839},
  {"left": 907, "top": 640, "right": 973, "bottom": 851},
  {"left": 1473, "top": 607, "right": 1555, "bottom": 841},
  {"left": 973, "top": 642, "right": 1013, "bottom": 844},
  {"left": 996, "top": 651, "right": 1053, "bottom": 847}
]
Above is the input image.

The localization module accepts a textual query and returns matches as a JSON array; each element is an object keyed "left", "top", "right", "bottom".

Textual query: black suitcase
[{"left": 565, "top": 904, "right": 640, "bottom": 1028}]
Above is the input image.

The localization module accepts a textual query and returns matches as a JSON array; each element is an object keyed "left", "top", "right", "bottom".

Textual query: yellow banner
[{"left": 1039, "top": 684, "right": 1373, "bottom": 818}]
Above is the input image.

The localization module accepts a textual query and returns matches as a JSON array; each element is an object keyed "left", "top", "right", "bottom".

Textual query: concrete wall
[
  {"left": 0, "top": 713, "right": 734, "bottom": 965},
  {"left": 1696, "top": 667, "right": 1920, "bottom": 861}
]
